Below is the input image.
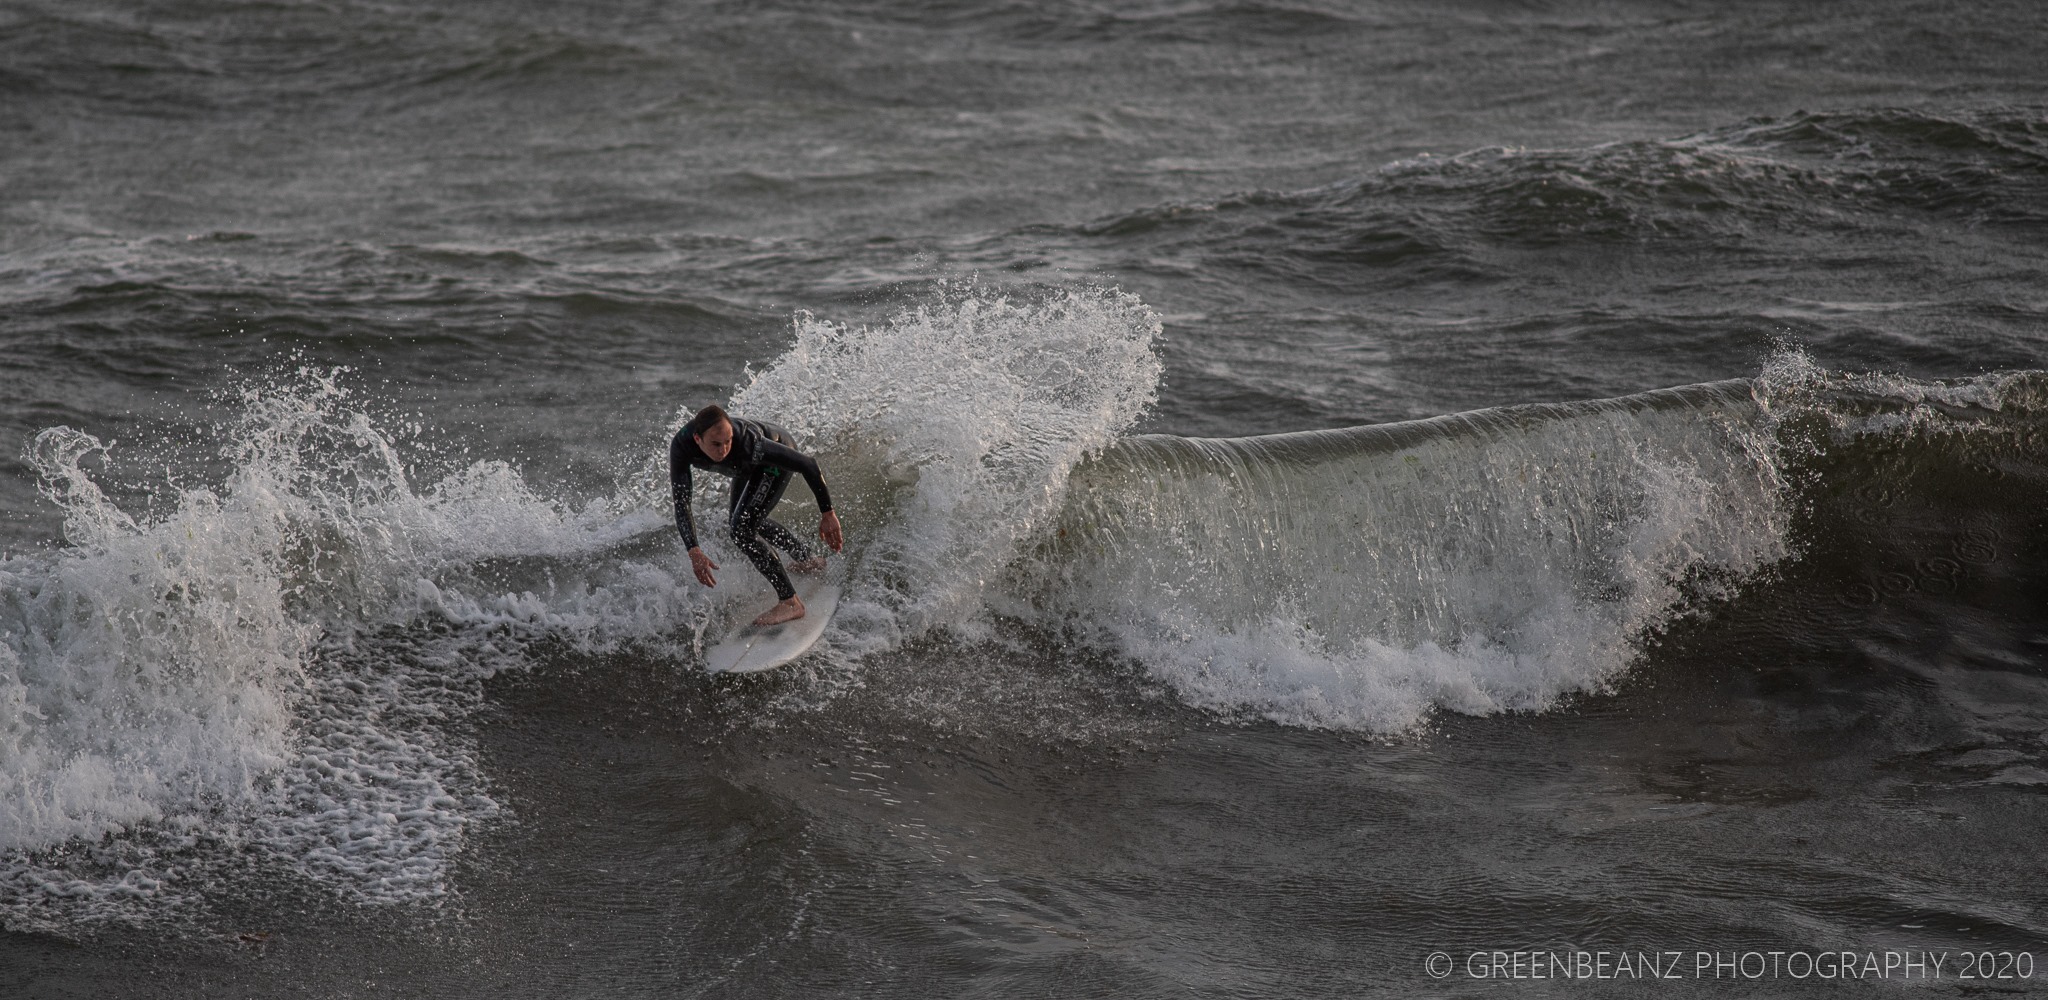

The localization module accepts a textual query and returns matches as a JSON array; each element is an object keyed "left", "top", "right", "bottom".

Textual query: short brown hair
[{"left": 687, "top": 403, "right": 730, "bottom": 437}]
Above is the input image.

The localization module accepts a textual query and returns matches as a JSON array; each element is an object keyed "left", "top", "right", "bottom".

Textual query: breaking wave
[{"left": 5, "top": 281, "right": 2042, "bottom": 933}]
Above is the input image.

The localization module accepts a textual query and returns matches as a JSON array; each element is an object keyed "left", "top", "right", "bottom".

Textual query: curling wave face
[
  {"left": 1014, "top": 380, "right": 1793, "bottom": 731},
  {"left": 1018, "top": 354, "right": 2047, "bottom": 732}
]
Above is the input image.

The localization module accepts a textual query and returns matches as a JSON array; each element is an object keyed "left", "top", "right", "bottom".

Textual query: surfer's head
[{"left": 689, "top": 403, "right": 735, "bottom": 462}]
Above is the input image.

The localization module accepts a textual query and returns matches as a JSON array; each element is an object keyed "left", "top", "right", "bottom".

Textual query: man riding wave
[{"left": 669, "top": 404, "right": 844, "bottom": 625}]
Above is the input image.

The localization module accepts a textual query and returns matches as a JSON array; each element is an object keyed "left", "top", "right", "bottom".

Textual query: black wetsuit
[{"left": 669, "top": 418, "right": 834, "bottom": 602}]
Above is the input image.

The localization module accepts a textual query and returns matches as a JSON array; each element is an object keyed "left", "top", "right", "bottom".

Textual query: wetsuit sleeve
[
  {"left": 669, "top": 430, "right": 700, "bottom": 549},
  {"left": 757, "top": 438, "right": 833, "bottom": 513}
]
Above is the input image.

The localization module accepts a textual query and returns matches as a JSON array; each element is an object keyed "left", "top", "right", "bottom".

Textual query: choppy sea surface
[{"left": 4, "top": 1, "right": 2048, "bottom": 995}]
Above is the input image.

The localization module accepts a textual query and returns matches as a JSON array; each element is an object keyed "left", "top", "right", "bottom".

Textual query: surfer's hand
[
  {"left": 689, "top": 546, "right": 718, "bottom": 587},
  {"left": 819, "top": 510, "right": 843, "bottom": 553}
]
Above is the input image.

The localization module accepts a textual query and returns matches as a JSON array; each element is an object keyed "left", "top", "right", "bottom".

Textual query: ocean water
[{"left": 3, "top": 0, "right": 2047, "bottom": 995}]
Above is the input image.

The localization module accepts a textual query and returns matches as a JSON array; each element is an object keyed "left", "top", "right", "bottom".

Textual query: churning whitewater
[{"left": 2, "top": 289, "right": 1168, "bottom": 927}]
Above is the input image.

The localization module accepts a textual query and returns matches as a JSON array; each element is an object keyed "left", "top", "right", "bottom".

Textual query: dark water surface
[{"left": 4, "top": 1, "right": 2048, "bottom": 996}]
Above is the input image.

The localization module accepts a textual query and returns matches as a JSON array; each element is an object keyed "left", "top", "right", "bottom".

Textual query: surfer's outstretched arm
[{"left": 669, "top": 429, "right": 719, "bottom": 586}]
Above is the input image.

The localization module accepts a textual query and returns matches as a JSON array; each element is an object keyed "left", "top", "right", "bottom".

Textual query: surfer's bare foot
[
  {"left": 790, "top": 555, "right": 827, "bottom": 574},
  {"left": 753, "top": 596, "right": 805, "bottom": 626}
]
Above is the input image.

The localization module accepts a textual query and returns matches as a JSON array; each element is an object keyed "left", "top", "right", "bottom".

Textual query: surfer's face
[{"left": 694, "top": 419, "right": 735, "bottom": 462}]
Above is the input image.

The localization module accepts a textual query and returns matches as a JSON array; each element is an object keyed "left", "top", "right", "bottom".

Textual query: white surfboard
[{"left": 704, "top": 575, "right": 840, "bottom": 674}]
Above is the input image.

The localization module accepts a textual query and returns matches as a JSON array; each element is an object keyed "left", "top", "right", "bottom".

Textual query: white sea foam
[{"left": 0, "top": 369, "right": 680, "bottom": 929}]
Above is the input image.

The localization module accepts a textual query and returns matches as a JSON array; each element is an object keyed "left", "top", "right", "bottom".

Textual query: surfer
[{"left": 670, "top": 403, "right": 844, "bottom": 626}]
